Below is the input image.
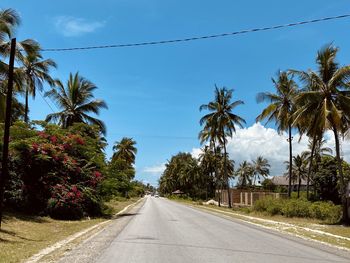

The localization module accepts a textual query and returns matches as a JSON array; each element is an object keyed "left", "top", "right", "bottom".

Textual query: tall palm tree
[
  {"left": 200, "top": 86, "right": 246, "bottom": 208},
  {"left": 292, "top": 44, "right": 350, "bottom": 223},
  {"left": 20, "top": 49, "right": 56, "bottom": 123},
  {"left": 236, "top": 161, "right": 253, "bottom": 188},
  {"left": 45, "top": 72, "right": 108, "bottom": 134},
  {"left": 252, "top": 156, "right": 270, "bottom": 185},
  {"left": 256, "top": 71, "right": 298, "bottom": 197},
  {"left": 112, "top": 137, "right": 137, "bottom": 166}
]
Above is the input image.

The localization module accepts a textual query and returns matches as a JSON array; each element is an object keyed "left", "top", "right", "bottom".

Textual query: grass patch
[
  {"left": 0, "top": 213, "right": 104, "bottom": 263},
  {"left": 0, "top": 197, "right": 140, "bottom": 263}
]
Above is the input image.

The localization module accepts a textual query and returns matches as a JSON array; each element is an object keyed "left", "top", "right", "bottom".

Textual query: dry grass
[
  {"left": 0, "top": 213, "right": 104, "bottom": 263},
  {"left": 0, "top": 197, "right": 140, "bottom": 263}
]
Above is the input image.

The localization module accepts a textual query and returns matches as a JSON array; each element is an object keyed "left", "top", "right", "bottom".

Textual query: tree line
[{"left": 159, "top": 44, "right": 350, "bottom": 224}]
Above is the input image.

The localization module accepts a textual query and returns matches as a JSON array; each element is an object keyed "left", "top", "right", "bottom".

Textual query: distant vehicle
[
  {"left": 151, "top": 193, "right": 155, "bottom": 196},
  {"left": 155, "top": 194, "right": 159, "bottom": 198}
]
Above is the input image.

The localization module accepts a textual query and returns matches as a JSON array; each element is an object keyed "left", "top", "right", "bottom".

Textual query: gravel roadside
[{"left": 43, "top": 198, "right": 146, "bottom": 263}]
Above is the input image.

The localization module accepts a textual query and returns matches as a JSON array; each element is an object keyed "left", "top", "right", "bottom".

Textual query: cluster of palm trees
[
  {"left": 199, "top": 44, "right": 350, "bottom": 223},
  {"left": 0, "top": 9, "right": 107, "bottom": 133},
  {"left": 236, "top": 157, "right": 270, "bottom": 187},
  {"left": 199, "top": 87, "right": 246, "bottom": 207},
  {"left": 256, "top": 44, "right": 350, "bottom": 223}
]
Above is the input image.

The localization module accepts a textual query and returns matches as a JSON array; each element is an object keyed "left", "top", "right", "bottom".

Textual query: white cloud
[
  {"left": 142, "top": 163, "right": 166, "bottom": 175},
  {"left": 192, "top": 123, "right": 350, "bottom": 177},
  {"left": 54, "top": 16, "right": 105, "bottom": 37}
]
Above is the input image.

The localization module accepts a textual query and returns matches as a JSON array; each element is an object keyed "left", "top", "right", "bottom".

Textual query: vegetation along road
[{"left": 62, "top": 196, "right": 350, "bottom": 263}]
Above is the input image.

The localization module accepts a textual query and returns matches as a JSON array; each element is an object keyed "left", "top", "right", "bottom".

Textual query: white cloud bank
[
  {"left": 192, "top": 123, "right": 350, "bottom": 177},
  {"left": 54, "top": 16, "right": 105, "bottom": 37},
  {"left": 142, "top": 163, "right": 166, "bottom": 175},
  {"left": 141, "top": 123, "right": 350, "bottom": 185}
]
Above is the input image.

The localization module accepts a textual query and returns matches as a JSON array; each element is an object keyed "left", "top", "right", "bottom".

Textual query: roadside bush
[
  {"left": 253, "top": 196, "right": 341, "bottom": 223},
  {"left": 309, "top": 201, "right": 342, "bottom": 223},
  {"left": 281, "top": 199, "right": 310, "bottom": 218},
  {"left": 253, "top": 197, "right": 284, "bottom": 215}
]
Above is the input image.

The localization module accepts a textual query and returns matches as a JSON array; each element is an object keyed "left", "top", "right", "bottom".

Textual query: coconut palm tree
[
  {"left": 303, "top": 138, "right": 332, "bottom": 198},
  {"left": 0, "top": 8, "right": 20, "bottom": 43},
  {"left": 252, "top": 156, "right": 270, "bottom": 186},
  {"left": 292, "top": 153, "right": 308, "bottom": 198},
  {"left": 45, "top": 72, "right": 108, "bottom": 134},
  {"left": 200, "top": 86, "right": 246, "bottom": 208},
  {"left": 292, "top": 44, "right": 350, "bottom": 223},
  {"left": 256, "top": 71, "right": 298, "bottom": 197},
  {"left": 112, "top": 137, "right": 137, "bottom": 166},
  {"left": 236, "top": 161, "right": 253, "bottom": 188},
  {"left": 20, "top": 49, "right": 56, "bottom": 123}
]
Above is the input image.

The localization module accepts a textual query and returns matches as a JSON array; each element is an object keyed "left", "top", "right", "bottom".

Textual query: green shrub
[
  {"left": 281, "top": 199, "right": 310, "bottom": 218},
  {"left": 253, "top": 196, "right": 341, "bottom": 222},
  {"left": 309, "top": 201, "right": 341, "bottom": 223}
]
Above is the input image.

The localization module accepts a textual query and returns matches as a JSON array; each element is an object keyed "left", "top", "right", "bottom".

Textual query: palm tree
[
  {"left": 292, "top": 44, "right": 350, "bottom": 223},
  {"left": 200, "top": 86, "right": 246, "bottom": 208},
  {"left": 256, "top": 71, "right": 298, "bottom": 197},
  {"left": 292, "top": 153, "right": 308, "bottom": 198},
  {"left": 45, "top": 72, "right": 108, "bottom": 134},
  {"left": 112, "top": 137, "right": 137, "bottom": 166},
  {"left": 236, "top": 161, "right": 253, "bottom": 188},
  {"left": 303, "top": 138, "right": 332, "bottom": 198},
  {"left": 0, "top": 8, "right": 20, "bottom": 42},
  {"left": 252, "top": 156, "right": 270, "bottom": 186},
  {"left": 20, "top": 49, "right": 56, "bottom": 123}
]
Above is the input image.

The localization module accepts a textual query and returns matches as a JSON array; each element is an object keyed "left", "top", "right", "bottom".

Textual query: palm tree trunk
[
  {"left": 24, "top": 88, "right": 29, "bottom": 123},
  {"left": 288, "top": 125, "right": 293, "bottom": 198},
  {"left": 297, "top": 174, "right": 301, "bottom": 198},
  {"left": 306, "top": 137, "right": 316, "bottom": 200},
  {"left": 333, "top": 127, "right": 349, "bottom": 224},
  {"left": 222, "top": 133, "right": 232, "bottom": 208}
]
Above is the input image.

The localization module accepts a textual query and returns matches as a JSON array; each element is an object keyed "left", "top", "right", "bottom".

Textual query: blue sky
[{"left": 2, "top": 1, "right": 350, "bottom": 186}]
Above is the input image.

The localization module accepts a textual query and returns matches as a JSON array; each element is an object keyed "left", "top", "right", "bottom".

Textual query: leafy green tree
[
  {"left": 45, "top": 72, "right": 108, "bottom": 134},
  {"left": 292, "top": 44, "right": 350, "bottom": 223},
  {"left": 200, "top": 86, "right": 245, "bottom": 208},
  {"left": 256, "top": 71, "right": 298, "bottom": 197}
]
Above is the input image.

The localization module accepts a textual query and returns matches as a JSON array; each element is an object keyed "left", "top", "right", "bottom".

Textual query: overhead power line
[{"left": 42, "top": 13, "right": 350, "bottom": 52}]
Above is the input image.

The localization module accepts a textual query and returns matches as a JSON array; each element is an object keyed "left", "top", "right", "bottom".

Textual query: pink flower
[
  {"left": 75, "top": 137, "right": 85, "bottom": 145},
  {"left": 32, "top": 143, "right": 39, "bottom": 151},
  {"left": 93, "top": 171, "right": 102, "bottom": 178},
  {"left": 50, "top": 136, "right": 57, "bottom": 144},
  {"left": 38, "top": 131, "right": 47, "bottom": 138}
]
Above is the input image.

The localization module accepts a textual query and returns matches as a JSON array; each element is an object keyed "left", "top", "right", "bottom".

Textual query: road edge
[
  {"left": 25, "top": 197, "right": 144, "bottom": 263},
  {"left": 168, "top": 199, "right": 350, "bottom": 261}
]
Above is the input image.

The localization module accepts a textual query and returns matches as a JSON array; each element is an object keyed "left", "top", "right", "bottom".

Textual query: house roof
[
  {"left": 271, "top": 176, "right": 308, "bottom": 186},
  {"left": 172, "top": 190, "right": 184, "bottom": 194}
]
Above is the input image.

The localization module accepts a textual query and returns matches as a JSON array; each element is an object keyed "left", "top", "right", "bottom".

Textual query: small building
[
  {"left": 172, "top": 190, "right": 185, "bottom": 195},
  {"left": 271, "top": 175, "right": 309, "bottom": 191}
]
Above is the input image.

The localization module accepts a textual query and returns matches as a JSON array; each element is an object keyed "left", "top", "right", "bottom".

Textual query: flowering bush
[{"left": 3, "top": 122, "right": 107, "bottom": 219}]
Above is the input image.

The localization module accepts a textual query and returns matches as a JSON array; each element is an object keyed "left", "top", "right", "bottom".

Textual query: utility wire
[
  {"left": 37, "top": 89, "right": 57, "bottom": 113},
  {"left": 42, "top": 13, "right": 350, "bottom": 52}
]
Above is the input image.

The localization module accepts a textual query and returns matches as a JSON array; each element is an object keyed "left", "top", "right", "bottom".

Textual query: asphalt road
[{"left": 97, "top": 197, "right": 349, "bottom": 263}]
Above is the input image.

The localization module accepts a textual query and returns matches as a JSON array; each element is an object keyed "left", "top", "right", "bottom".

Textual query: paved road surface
[{"left": 97, "top": 197, "right": 348, "bottom": 263}]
